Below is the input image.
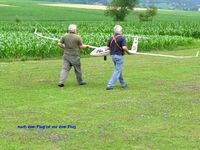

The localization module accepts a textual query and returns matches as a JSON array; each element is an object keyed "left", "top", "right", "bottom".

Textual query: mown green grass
[
  {"left": 1, "top": 0, "right": 200, "bottom": 22},
  {"left": 0, "top": 0, "right": 111, "bottom": 21},
  {"left": 0, "top": 49, "right": 199, "bottom": 149}
]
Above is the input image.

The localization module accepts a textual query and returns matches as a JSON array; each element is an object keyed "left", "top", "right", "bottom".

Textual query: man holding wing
[
  {"left": 106, "top": 25, "right": 130, "bottom": 90},
  {"left": 58, "top": 24, "right": 91, "bottom": 87}
]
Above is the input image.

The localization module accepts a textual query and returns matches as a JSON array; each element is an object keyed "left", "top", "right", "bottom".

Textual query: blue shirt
[{"left": 107, "top": 33, "right": 126, "bottom": 56}]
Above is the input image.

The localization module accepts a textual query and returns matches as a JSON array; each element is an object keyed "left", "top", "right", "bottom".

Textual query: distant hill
[
  {"left": 139, "top": 0, "right": 200, "bottom": 11},
  {"left": 35, "top": 0, "right": 200, "bottom": 11},
  {"left": 34, "top": 0, "right": 109, "bottom": 5}
]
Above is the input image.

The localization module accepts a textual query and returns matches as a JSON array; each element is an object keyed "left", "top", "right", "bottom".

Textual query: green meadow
[
  {"left": 1, "top": 50, "right": 200, "bottom": 149},
  {"left": 0, "top": 0, "right": 200, "bottom": 149}
]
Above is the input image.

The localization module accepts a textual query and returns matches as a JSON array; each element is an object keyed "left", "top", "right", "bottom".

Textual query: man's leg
[
  {"left": 119, "top": 72, "right": 126, "bottom": 88},
  {"left": 73, "top": 64, "right": 84, "bottom": 85},
  {"left": 72, "top": 56, "right": 85, "bottom": 85},
  {"left": 58, "top": 56, "right": 72, "bottom": 86},
  {"left": 110, "top": 56, "right": 126, "bottom": 88},
  {"left": 107, "top": 55, "right": 123, "bottom": 89}
]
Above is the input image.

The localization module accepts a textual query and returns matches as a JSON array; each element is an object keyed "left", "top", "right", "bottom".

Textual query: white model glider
[
  {"left": 34, "top": 29, "right": 59, "bottom": 41},
  {"left": 34, "top": 29, "right": 199, "bottom": 59},
  {"left": 90, "top": 46, "right": 110, "bottom": 56},
  {"left": 90, "top": 35, "right": 199, "bottom": 58},
  {"left": 34, "top": 29, "right": 99, "bottom": 48}
]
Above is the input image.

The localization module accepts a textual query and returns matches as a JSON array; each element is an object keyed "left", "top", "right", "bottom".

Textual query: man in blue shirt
[{"left": 106, "top": 25, "right": 130, "bottom": 90}]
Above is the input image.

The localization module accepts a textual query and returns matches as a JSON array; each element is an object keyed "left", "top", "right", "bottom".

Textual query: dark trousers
[{"left": 59, "top": 55, "right": 83, "bottom": 85}]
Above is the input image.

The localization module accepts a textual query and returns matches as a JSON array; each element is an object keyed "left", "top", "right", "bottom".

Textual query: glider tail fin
[{"left": 131, "top": 36, "right": 139, "bottom": 53}]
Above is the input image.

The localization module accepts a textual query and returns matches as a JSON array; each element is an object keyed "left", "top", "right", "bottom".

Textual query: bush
[
  {"left": 15, "top": 16, "right": 22, "bottom": 23},
  {"left": 139, "top": 5, "right": 158, "bottom": 22}
]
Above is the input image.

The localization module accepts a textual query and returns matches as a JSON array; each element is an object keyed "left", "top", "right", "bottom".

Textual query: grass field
[{"left": 0, "top": 49, "right": 200, "bottom": 149}]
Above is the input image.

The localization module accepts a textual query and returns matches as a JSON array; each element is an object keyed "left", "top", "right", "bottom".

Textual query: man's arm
[
  {"left": 123, "top": 46, "right": 131, "bottom": 55},
  {"left": 80, "top": 45, "right": 90, "bottom": 49},
  {"left": 122, "top": 37, "right": 131, "bottom": 55},
  {"left": 78, "top": 36, "right": 91, "bottom": 49}
]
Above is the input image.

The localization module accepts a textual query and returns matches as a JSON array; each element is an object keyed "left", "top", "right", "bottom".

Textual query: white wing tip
[
  {"left": 34, "top": 28, "right": 37, "bottom": 34},
  {"left": 196, "top": 51, "right": 199, "bottom": 57}
]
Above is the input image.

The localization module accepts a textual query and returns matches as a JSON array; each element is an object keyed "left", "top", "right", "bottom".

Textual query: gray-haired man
[
  {"left": 58, "top": 24, "right": 91, "bottom": 87},
  {"left": 106, "top": 25, "right": 130, "bottom": 90}
]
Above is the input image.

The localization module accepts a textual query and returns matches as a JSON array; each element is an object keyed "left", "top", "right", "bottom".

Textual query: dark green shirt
[{"left": 60, "top": 33, "right": 83, "bottom": 56}]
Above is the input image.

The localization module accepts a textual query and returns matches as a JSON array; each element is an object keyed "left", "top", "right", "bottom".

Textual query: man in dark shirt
[
  {"left": 57, "top": 24, "right": 91, "bottom": 87},
  {"left": 106, "top": 25, "right": 130, "bottom": 90}
]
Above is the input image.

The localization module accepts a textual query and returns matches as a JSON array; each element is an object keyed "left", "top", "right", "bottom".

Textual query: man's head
[
  {"left": 114, "top": 25, "right": 122, "bottom": 34},
  {"left": 68, "top": 24, "right": 77, "bottom": 33}
]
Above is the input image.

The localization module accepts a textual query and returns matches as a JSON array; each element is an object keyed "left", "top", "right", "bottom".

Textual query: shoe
[
  {"left": 106, "top": 87, "right": 113, "bottom": 90},
  {"left": 79, "top": 81, "right": 87, "bottom": 85},
  {"left": 58, "top": 84, "right": 64, "bottom": 87},
  {"left": 122, "top": 84, "right": 127, "bottom": 89}
]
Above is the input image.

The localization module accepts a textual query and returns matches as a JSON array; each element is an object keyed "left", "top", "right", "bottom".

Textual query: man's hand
[
  {"left": 58, "top": 42, "right": 65, "bottom": 49},
  {"left": 126, "top": 50, "right": 131, "bottom": 55}
]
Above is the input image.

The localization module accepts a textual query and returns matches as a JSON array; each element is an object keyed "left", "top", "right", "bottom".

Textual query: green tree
[
  {"left": 139, "top": 5, "right": 158, "bottom": 22},
  {"left": 105, "top": 0, "right": 139, "bottom": 21}
]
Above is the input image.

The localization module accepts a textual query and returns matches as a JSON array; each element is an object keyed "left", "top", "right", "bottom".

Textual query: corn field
[{"left": 0, "top": 21, "right": 200, "bottom": 59}]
